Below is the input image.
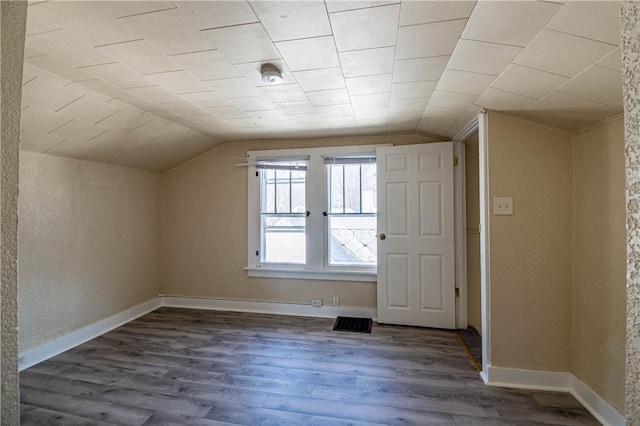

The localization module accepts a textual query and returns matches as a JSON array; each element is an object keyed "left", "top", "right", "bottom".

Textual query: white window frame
[{"left": 245, "top": 144, "right": 389, "bottom": 282}]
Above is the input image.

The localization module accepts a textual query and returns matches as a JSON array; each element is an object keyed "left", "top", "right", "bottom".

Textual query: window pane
[
  {"left": 361, "top": 164, "right": 377, "bottom": 213},
  {"left": 275, "top": 170, "right": 290, "bottom": 213},
  {"left": 328, "top": 215, "right": 377, "bottom": 266},
  {"left": 291, "top": 170, "right": 306, "bottom": 213},
  {"left": 344, "top": 165, "right": 361, "bottom": 213},
  {"left": 261, "top": 215, "right": 306, "bottom": 264},
  {"left": 330, "top": 165, "right": 344, "bottom": 213},
  {"left": 262, "top": 169, "right": 275, "bottom": 213}
]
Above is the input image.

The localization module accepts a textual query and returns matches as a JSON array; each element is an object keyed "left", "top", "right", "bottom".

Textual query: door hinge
[
  {"left": 453, "top": 157, "right": 459, "bottom": 167},
  {"left": 455, "top": 288, "right": 460, "bottom": 297},
  {"left": 256, "top": 251, "right": 259, "bottom": 256},
  {"left": 256, "top": 171, "right": 259, "bottom": 177}
]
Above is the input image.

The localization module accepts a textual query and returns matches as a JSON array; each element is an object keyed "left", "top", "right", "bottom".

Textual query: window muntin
[
  {"left": 258, "top": 161, "right": 307, "bottom": 265},
  {"left": 325, "top": 159, "right": 377, "bottom": 267}
]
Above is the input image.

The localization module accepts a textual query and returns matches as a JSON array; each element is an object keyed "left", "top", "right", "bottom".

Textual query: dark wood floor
[{"left": 20, "top": 307, "right": 599, "bottom": 425}]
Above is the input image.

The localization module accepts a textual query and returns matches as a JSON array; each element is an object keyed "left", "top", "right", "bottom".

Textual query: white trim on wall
[
  {"left": 484, "top": 365, "right": 625, "bottom": 426},
  {"left": 161, "top": 295, "right": 377, "bottom": 320},
  {"left": 18, "top": 297, "right": 162, "bottom": 371}
]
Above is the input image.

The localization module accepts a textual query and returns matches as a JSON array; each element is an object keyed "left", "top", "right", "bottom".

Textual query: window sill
[{"left": 244, "top": 267, "right": 377, "bottom": 282}]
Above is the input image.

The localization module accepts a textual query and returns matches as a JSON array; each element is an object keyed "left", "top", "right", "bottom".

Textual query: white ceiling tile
[
  {"left": 326, "top": 1, "right": 399, "bottom": 13},
  {"left": 293, "top": 67, "right": 345, "bottom": 92},
  {"left": 76, "top": 80, "right": 133, "bottom": 100},
  {"left": 50, "top": 119, "right": 108, "bottom": 143},
  {"left": 462, "top": 1, "right": 561, "bottom": 47},
  {"left": 99, "top": 2, "right": 176, "bottom": 19},
  {"left": 118, "top": 8, "right": 215, "bottom": 55},
  {"left": 201, "top": 23, "right": 281, "bottom": 64},
  {"left": 22, "top": 61, "right": 66, "bottom": 87},
  {"left": 316, "top": 104, "right": 354, "bottom": 118},
  {"left": 345, "top": 74, "right": 392, "bottom": 96},
  {"left": 276, "top": 36, "right": 339, "bottom": 71},
  {"left": 258, "top": 84, "right": 308, "bottom": 103},
  {"left": 429, "top": 90, "right": 477, "bottom": 111},
  {"left": 399, "top": 1, "right": 475, "bottom": 26},
  {"left": 330, "top": 4, "right": 400, "bottom": 52},
  {"left": 339, "top": 47, "right": 395, "bottom": 78},
  {"left": 490, "top": 64, "right": 569, "bottom": 100},
  {"left": 175, "top": 1, "right": 258, "bottom": 30},
  {"left": 80, "top": 62, "right": 154, "bottom": 89},
  {"left": 546, "top": 1, "right": 621, "bottom": 46},
  {"left": 125, "top": 86, "right": 184, "bottom": 104},
  {"left": 275, "top": 101, "right": 316, "bottom": 115},
  {"left": 448, "top": 39, "right": 522, "bottom": 76},
  {"left": 112, "top": 98, "right": 164, "bottom": 113},
  {"left": 25, "top": 55, "right": 94, "bottom": 83},
  {"left": 351, "top": 93, "right": 390, "bottom": 110},
  {"left": 144, "top": 70, "right": 210, "bottom": 94},
  {"left": 389, "top": 98, "right": 429, "bottom": 114},
  {"left": 22, "top": 64, "right": 37, "bottom": 85},
  {"left": 46, "top": 139, "right": 99, "bottom": 158},
  {"left": 204, "top": 77, "right": 262, "bottom": 98},
  {"left": 391, "top": 81, "right": 438, "bottom": 99},
  {"left": 157, "top": 102, "right": 208, "bottom": 116},
  {"left": 417, "top": 117, "right": 457, "bottom": 136},
  {"left": 20, "top": 130, "right": 66, "bottom": 153},
  {"left": 513, "top": 29, "right": 615, "bottom": 78},
  {"left": 306, "top": 88, "right": 350, "bottom": 106},
  {"left": 97, "top": 39, "right": 183, "bottom": 74},
  {"left": 56, "top": 96, "right": 121, "bottom": 124},
  {"left": 129, "top": 120, "right": 175, "bottom": 141},
  {"left": 64, "top": 81, "right": 113, "bottom": 103},
  {"left": 250, "top": 1, "right": 332, "bottom": 41},
  {"left": 21, "top": 77, "right": 83, "bottom": 112},
  {"left": 354, "top": 108, "right": 388, "bottom": 120},
  {"left": 597, "top": 47, "right": 622, "bottom": 72},
  {"left": 20, "top": 106, "right": 72, "bottom": 134},
  {"left": 169, "top": 50, "right": 242, "bottom": 81},
  {"left": 437, "top": 69, "right": 496, "bottom": 96},
  {"left": 521, "top": 91, "right": 609, "bottom": 124},
  {"left": 204, "top": 106, "right": 250, "bottom": 119},
  {"left": 556, "top": 65, "right": 622, "bottom": 106},
  {"left": 289, "top": 113, "right": 323, "bottom": 124},
  {"left": 396, "top": 19, "right": 466, "bottom": 60},
  {"left": 422, "top": 106, "right": 464, "bottom": 120},
  {"left": 26, "top": 30, "right": 114, "bottom": 67},
  {"left": 392, "top": 56, "right": 449, "bottom": 83},
  {"left": 232, "top": 96, "right": 277, "bottom": 112},
  {"left": 96, "top": 109, "right": 151, "bottom": 133},
  {"left": 475, "top": 87, "right": 537, "bottom": 113},
  {"left": 248, "top": 110, "right": 289, "bottom": 123},
  {"left": 83, "top": 129, "right": 136, "bottom": 148},
  {"left": 178, "top": 91, "right": 232, "bottom": 109}
]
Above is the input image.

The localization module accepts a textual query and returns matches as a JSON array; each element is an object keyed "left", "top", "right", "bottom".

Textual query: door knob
[{"left": 379, "top": 233, "right": 386, "bottom": 240}]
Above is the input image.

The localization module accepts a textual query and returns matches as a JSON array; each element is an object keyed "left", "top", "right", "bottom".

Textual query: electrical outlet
[
  {"left": 332, "top": 296, "right": 340, "bottom": 307},
  {"left": 311, "top": 298, "right": 322, "bottom": 307}
]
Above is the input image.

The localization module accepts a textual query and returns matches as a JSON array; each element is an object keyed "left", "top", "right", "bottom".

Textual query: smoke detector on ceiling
[{"left": 261, "top": 63, "right": 282, "bottom": 84}]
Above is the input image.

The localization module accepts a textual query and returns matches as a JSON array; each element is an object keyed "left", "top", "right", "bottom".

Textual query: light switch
[{"left": 493, "top": 197, "right": 513, "bottom": 215}]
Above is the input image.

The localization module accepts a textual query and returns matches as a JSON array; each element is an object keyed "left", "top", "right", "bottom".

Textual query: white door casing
[{"left": 376, "top": 142, "right": 456, "bottom": 329}]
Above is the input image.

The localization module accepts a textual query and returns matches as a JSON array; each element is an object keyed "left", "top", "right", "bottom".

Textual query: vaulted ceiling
[{"left": 21, "top": 1, "right": 623, "bottom": 171}]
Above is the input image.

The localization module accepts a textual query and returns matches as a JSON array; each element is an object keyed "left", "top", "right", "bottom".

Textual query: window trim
[{"left": 246, "top": 144, "right": 390, "bottom": 281}]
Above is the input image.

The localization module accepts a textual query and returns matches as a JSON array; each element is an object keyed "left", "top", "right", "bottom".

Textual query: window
[{"left": 246, "top": 145, "right": 388, "bottom": 281}]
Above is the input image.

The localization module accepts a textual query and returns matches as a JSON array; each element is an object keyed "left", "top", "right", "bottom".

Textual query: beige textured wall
[
  {"left": 572, "top": 118, "right": 626, "bottom": 412},
  {"left": 162, "top": 134, "right": 436, "bottom": 307},
  {"left": 486, "top": 112, "right": 573, "bottom": 371},
  {"left": 622, "top": 1, "right": 640, "bottom": 421},
  {"left": 464, "top": 132, "right": 481, "bottom": 332},
  {"left": 0, "top": 1, "right": 27, "bottom": 423},
  {"left": 18, "top": 153, "right": 162, "bottom": 352}
]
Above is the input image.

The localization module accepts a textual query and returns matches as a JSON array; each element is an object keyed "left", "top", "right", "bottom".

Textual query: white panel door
[{"left": 376, "top": 142, "right": 455, "bottom": 329}]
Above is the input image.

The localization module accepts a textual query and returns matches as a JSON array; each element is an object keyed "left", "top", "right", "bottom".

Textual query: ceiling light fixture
[{"left": 261, "top": 63, "right": 282, "bottom": 84}]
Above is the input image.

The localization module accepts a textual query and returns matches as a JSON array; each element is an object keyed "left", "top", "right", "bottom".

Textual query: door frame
[{"left": 452, "top": 109, "right": 491, "bottom": 376}]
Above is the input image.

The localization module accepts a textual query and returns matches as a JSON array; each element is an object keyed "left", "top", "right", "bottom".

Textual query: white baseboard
[
  {"left": 18, "top": 297, "right": 162, "bottom": 371},
  {"left": 160, "top": 295, "right": 377, "bottom": 320},
  {"left": 484, "top": 365, "right": 625, "bottom": 426}
]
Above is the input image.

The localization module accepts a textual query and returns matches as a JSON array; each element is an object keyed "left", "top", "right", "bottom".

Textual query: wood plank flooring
[{"left": 20, "top": 308, "right": 600, "bottom": 425}]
